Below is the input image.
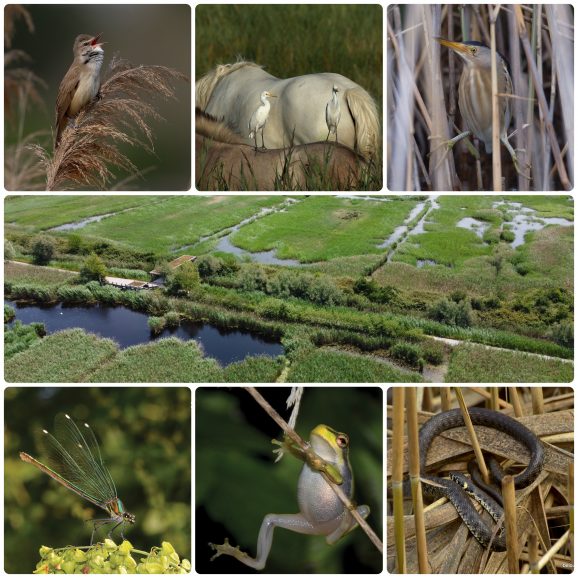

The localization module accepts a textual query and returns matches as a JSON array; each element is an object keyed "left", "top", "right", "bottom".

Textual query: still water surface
[{"left": 6, "top": 300, "right": 284, "bottom": 365}]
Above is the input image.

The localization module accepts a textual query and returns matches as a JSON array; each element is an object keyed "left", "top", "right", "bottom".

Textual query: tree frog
[{"left": 209, "top": 424, "right": 370, "bottom": 570}]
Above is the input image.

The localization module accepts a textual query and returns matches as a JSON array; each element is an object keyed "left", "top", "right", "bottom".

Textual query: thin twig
[{"left": 243, "top": 387, "right": 383, "bottom": 553}]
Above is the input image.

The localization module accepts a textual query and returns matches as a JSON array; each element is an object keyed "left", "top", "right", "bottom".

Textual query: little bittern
[{"left": 436, "top": 37, "right": 513, "bottom": 154}]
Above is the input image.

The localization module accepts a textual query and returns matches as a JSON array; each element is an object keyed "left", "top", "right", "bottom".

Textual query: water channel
[
  {"left": 6, "top": 300, "right": 284, "bottom": 366},
  {"left": 378, "top": 196, "right": 440, "bottom": 261},
  {"left": 176, "top": 199, "right": 302, "bottom": 266},
  {"left": 456, "top": 201, "right": 573, "bottom": 248}
]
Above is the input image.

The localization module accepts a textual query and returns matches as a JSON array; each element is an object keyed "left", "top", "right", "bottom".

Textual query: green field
[
  {"left": 445, "top": 343, "right": 574, "bottom": 383},
  {"left": 231, "top": 196, "right": 418, "bottom": 262},
  {"left": 286, "top": 349, "right": 423, "bottom": 383},
  {"left": 4, "top": 196, "right": 158, "bottom": 230},
  {"left": 4, "top": 194, "right": 574, "bottom": 383}
]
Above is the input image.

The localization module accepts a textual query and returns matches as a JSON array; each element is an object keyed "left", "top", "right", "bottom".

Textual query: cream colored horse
[
  {"left": 196, "top": 61, "right": 380, "bottom": 160},
  {"left": 196, "top": 109, "right": 363, "bottom": 191}
]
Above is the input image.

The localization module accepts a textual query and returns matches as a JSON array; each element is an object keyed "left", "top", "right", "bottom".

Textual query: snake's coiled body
[{"left": 418, "top": 407, "right": 544, "bottom": 551}]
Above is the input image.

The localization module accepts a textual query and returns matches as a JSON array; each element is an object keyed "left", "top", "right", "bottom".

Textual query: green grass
[
  {"left": 196, "top": 5, "right": 382, "bottom": 110},
  {"left": 4, "top": 261, "right": 77, "bottom": 286},
  {"left": 4, "top": 321, "right": 45, "bottom": 359},
  {"left": 4, "top": 195, "right": 159, "bottom": 229},
  {"left": 88, "top": 338, "right": 224, "bottom": 382},
  {"left": 223, "top": 355, "right": 284, "bottom": 382},
  {"left": 4, "top": 329, "right": 117, "bottom": 382},
  {"left": 392, "top": 195, "right": 573, "bottom": 271},
  {"left": 231, "top": 196, "right": 417, "bottom": 262},
  {"left": 445, "top": 343, "right": 574, "bottom": 383},
  {"left": 75, "top": 196, "right": 285, "bottom": 253},
  {"left": 286, "top": 349, "right": 423, "bottom": 382}
]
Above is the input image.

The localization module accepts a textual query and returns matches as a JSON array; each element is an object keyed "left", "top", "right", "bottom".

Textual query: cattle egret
[
  {"left": 248, "top": 90, "right": 277, "bottom": 151},
  {"left": 325, "top": 85, "right": 341, "bottom": 143}
]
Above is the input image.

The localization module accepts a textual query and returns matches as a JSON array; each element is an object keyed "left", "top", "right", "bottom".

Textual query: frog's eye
[{"left": 336, "top": 434, "right": 349, "bottom": 448}]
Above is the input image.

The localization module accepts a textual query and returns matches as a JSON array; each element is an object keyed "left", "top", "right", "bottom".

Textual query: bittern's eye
[{"left": 471, "top": 47, "right": 478, "bottom": 56}]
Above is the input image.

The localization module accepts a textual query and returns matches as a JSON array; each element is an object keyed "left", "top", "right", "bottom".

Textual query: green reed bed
[
  {"left": 4, "top": 329, "right": 117, "bottom": 382},
  {"left": 4, "top": 321, "right": 45, "bottom": 360},
  {"left": 286, "top": 349, "right": 423, "bottom": 383},
  {"left": 88, "top": 338, "right": 224, "bottom": 383},
  {"left": 445, "top": 343, "right": 574, "bottom": 383}
]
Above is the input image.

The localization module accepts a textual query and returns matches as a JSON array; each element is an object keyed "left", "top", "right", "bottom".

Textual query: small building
[{"left": 149, "top": 255, "right": 197, "bottom": 281}]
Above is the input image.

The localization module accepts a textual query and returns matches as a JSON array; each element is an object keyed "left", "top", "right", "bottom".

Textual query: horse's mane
[
  {"left": 195, "top": 60, "right": 264, "bottom": 109},
  {"left": 195, "top": 108, "right": 246, "bottom": 144}
]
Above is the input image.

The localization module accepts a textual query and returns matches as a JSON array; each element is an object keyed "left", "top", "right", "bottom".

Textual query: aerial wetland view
[{"left": 4, "top": 194, "right": 574, "bottom": 383}]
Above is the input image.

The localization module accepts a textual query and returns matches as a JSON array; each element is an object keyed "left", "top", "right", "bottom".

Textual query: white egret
[
  {"left": 325, "top": 85, "right": 341, "bottom": 143},
  {"left": 248, "top": 90, "right": 277, "bottom": 151}
]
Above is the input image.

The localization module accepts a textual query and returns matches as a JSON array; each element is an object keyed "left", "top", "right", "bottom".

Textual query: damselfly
[{"left": 20, "top": 413, "right": 135, "bottom": 544}]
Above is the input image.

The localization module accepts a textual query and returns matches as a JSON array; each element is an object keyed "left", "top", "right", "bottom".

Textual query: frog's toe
[{"left": 209, "top": 538, "right": 236, "bottom": 561}]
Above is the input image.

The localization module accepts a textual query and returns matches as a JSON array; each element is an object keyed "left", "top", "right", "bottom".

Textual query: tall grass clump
[
  {"left": 56, "top": 285, "right": 95, "bottom": 305},
  {"left": 4, "top": 321, "right": 46, "bottom": 359},
  {"left": 7, "top": 283, "right": 55, "bottom": 303},
  {"left": 148, "top": 316, "right": 167, "bottom": 336},
  {"left": 4, "top": 305, "right": 16, "bottom": 323}
]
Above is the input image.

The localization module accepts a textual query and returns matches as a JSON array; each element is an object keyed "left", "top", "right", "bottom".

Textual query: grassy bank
[{"left": 445, "top": 343, "right": 574, "bottom": 383}]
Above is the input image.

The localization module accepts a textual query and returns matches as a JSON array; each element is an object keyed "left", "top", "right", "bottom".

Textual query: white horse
[{"left": 196, "top": 61, "right": 380, "bottom": 160}]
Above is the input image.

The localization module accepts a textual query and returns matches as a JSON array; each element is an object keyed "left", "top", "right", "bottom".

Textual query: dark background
[
  {"left": 5, "top": 386, "right": 191, "bottom": 573},
  {"left": 196, "top": 386, "right": 383, "bottom": 573}
]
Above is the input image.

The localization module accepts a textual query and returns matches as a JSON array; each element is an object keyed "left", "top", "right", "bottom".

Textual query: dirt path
[{"left": 428, "top": 335, "right": 573, "bottom": 364}]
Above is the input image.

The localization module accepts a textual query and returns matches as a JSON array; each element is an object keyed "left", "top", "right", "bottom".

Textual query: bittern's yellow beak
[{"left": 434, "top": 37, "right": 470, "bottom": 55}]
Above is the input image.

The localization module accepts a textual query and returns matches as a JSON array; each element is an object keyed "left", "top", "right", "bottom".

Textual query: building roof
[{"left": 150, "top": 255, "right": 196, "bottom": 276}]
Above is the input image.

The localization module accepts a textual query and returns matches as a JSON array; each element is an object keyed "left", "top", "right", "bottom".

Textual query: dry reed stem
[
  {"left": 502, "top": 475, "right": 520, "bottom": 572},
  {"left": 510, "top": 387, "right": 524, "bottom": 417},
  {"left": 455, "top": 388, "right": 490, "bottom": 485},
  {"left": 391, "top": 387, "right": 407, "bottom": 573},
  {"left": 406, "top": 388, "right": 429, "bottom": 573},
  {"left": 514, "top": 5, "right": 570, "bottom": 190},
  {"left": 490, "top": 7, "right": 503, "bottom": 191},
  {"left": 30, "top": 56, "right": 188, "bottom": 191},
  {"left": 531, "top": 387, "right": 545, "bottom": 414}
]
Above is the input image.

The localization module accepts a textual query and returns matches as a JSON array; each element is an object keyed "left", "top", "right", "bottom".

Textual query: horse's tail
[{"left": 344, "top": 87, "right": 380, "bottom": 160}]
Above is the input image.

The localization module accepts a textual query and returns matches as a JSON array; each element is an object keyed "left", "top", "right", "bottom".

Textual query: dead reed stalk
[{"left": 30, "top": 56, "right": 188, "bottom": 190}]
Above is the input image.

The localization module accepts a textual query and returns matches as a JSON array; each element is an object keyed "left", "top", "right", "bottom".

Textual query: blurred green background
[
  {"left": 196, "top": 387, "right": 383, "bottom": 573},
  {"left": 5, "top": 4, "right": 191, "bottom": 190},
  {"left": 195, "top": 4, "right": 383, "bottom": 113},
  {"left": 5, "top": 387, "right": 191, "bottom": 573}
]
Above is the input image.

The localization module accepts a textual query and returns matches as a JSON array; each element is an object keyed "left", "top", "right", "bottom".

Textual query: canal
[{"left": 6, "top": 300, "right": 284, "bottom": 366}]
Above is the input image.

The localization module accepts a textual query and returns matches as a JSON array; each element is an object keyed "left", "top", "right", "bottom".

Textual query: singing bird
[
  {"left": 248, "top": 90, "right": 277, "bottom": 151},
  {"left": 325, "top": 85, "right": 341, "bottom": 143},
  {"left": 54, "top": 33, "right": 104, "bottom": 149}
]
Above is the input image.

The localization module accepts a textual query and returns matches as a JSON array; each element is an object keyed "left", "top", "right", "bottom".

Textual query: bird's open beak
[
  {"left": 435, "top": 37, "right": 469, "bottom": 55},
  {"left": 91, "top": 33, "right": 104, "bottom": 47},
  {"left": 269, "top": 94, "right": 277, "bottom": 98}
]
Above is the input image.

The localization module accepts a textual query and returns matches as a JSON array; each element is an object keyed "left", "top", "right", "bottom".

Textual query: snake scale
[{"left": 416, "top": 407, "right": 544, "bottom": 551}]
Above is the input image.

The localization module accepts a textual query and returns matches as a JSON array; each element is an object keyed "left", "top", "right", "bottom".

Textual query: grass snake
[{"left": 415, "top": 407, "right": 544, "bottom": 551}]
